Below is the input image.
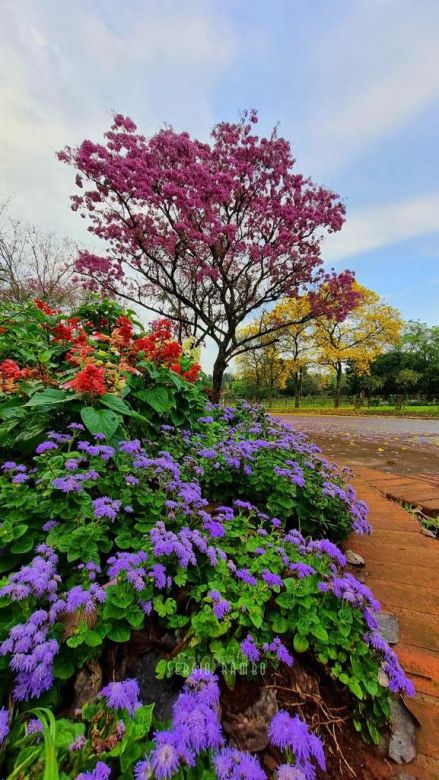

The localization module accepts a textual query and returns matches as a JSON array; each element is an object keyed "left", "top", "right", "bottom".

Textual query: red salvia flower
[{"left": 65, "top": 364, "right": 107, "bottom": 395}]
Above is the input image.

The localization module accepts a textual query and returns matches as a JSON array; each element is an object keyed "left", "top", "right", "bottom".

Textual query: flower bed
[{"left": 0, "top": 302, "right": 414, "bottom": 779}]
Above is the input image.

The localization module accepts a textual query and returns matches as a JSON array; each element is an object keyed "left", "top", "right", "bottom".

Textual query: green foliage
[{"left": 0, "top": 301, "right": 205, "bottom": 454}]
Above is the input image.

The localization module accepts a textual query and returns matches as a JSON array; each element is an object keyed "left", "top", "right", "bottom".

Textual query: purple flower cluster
[
  {"left": 0, "top": 545, "right": 60, "bottom": 601},
  {"left": 209, "top": 590, "right": 231, "bottom": 620},
  {"left": 318, "top": 572, "right": 380, "bottom": 612},
  {"left": 77, "top": 441, "right": 115, "bottom": 460},
  {"left": 107, "top": 550, "right": 149, "bottom": 591},
  {"left": 0, "top": 707, "right": 9, "bottom": 746},
  {"left": 65, "top": 583, "right": 106, "bottom": 613},
  {"left": 364, "top": 631, "right": 415, "bottom": 696},
  {"left": 76, "top": 761, "right": 111, "bottom": 780},
  {"left": 214, "top": 748, "right": 266, "bottom": 780},
  {"left": 263, "top": 637, "right": 294, "bottom": 667},
  {"left": 269, "top": 710, "right": 325, "bottom": 780},
  {"left": 99, "top": 678, "right": 141, "bottom": 716},
  {"left": 135, "top": 669, "right": 233, "bottom": 780},
  {"left": 0, "top": 609, "right": 59, "bottom": 700}
]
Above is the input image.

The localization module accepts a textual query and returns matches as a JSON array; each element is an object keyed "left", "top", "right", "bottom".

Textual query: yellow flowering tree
[
  {"left": 236, "top": 322, "right": 291, "bottom": 402},
  {"left": 267, "top": 297, "right": 315, "bottom": 408},
  {"left": 313, "top": 284, "right": 402, "bottom": 407}
]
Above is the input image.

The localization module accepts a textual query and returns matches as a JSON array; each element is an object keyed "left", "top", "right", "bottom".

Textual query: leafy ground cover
[
  {"left": 253, "top": 398, "right": 439, "bottom": 418},
  {"left": 0, "top": 302, "right": 414, "bottom": 779}
]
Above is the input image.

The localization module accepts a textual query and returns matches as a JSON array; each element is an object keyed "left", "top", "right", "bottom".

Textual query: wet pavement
[{"left": 276, "top": 414, "right": 439, "bottom": 481}]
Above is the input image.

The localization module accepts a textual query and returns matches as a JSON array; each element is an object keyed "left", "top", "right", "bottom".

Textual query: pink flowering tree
[{"left": 59, "top": 111, "right": 360, "bottom": 402}]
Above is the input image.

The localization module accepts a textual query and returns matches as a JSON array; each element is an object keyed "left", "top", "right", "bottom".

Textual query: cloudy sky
[{"left": 1, "top": 0, "right": 439, "bottom": 368}]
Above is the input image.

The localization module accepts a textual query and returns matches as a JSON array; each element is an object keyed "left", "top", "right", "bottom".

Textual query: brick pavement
[{"left": 347, "top": 467, "right": 439, "bottom": 779}]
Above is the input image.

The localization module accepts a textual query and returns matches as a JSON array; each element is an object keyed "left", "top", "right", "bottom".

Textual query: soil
[{"left": 220, "top": 659, "right": 395, "bottom": 779}]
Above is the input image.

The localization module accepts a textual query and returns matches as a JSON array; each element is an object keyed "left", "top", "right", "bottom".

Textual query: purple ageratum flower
[
  {"left": 262, "top": 569, "right": 283, "bottom": 589},
  {"left": 149, "top": 564, "right": 168, "bottom": 589},
  {"left": 52, "top": 475, "right": 82, "bottom": 493},
  {"left": 0, "top": 707, "right": 9, "bottom": 745},
  {"left": 93, "top": 433, "right": 106, "bottom": 441},
  {"left": 276, "top": 764, "right": 307, "bottom": 780},
  {"left": 99, "top": 678, "right": 141, "bottom": 716},
  {"left": 233, "top": 499, "right": 254, "bottom": 511},
  {"left": 65, "top": 584, "right": 105, "bottom": 614},
  {"left": 203, "top": 517, "right": 225, "bottom": 538},
  {"left": 2, "top": 461, "right": 18, "bottom": 471},
  {"left": 263, "top": 638, "right": 294, "bottom": 667},
  {"left": 75, "top": 762, "right": 111, "bottom": 780},
  {"left": 172, "top": 693, "right": 223, "bottom": 752},
  {"left": 269, "top": 711, "right": 325, "bottom": 772},
  {"left": 197, "top": 448, "right": 217, "bottom": 459},
  {"left": 64, "top": 458, "right": 81, "bottom": 471},
  {"left": 2, "top": 614, "right": 59, "bottom": 701},
  {"left": 185, "top": 668, "right": 220, "bottom": 706},
  {"left": 289, "top": 563, "right": 315, "bottom": 579},
  {"left": 12, "top": 473, "right": 29, "bottom": 483},
  {"left": 324, "top": 572, "right": 380, "bottom": 611},
  {"left": 69, "top": 734, "right": 86, "bottom": 751},
  {"left": 150, "top": 729, "right": 194, "bottom": 779},
  {"left": 134, "top": 759, "right": 153, "bottom": 779},
  {"left": 35, "top": 441, "right": 58, "bottom": 455},
  {"left": 235, "top": 568, "right": 257, "bottom": 587},
  {"left": 67, "top": 422, "right": 85, "bottom": 430},
  {"left": 107, "top": 550, "right": 148, "bottom": 579},
  {"left": 0, "top": 547, "right": 59, "bottom": 601},
  {"left": 125, "top": 474, "right": 140, "bottom": 486},
  {"left": 197, "top": 415, "right": 214, "bottom": 424},
  {"left": 213, "top": 599, "right": 231, "bottom": 620},
  {"left": 307, "top": 539, "right": 346, "bottom": 568},
  {"left": 42, "top": 520, "right": 59, "bottom": 532},
  {"left": 241, "top": 634, "right": 260, "bottom": 663},
  {"left": 27, "top": 718, "right": 43, "bottom": 734},
  {"left": 214, "top": 748, "right": 266, "bottom": 780},
  {"left": 119, "top": 439, "right": 141, "bottom": 454},
  {"left": 92, "top": 496, "right": 121, "bottom": 522}
]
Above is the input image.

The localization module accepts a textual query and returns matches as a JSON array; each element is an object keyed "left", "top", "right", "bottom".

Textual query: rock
[
  {"left": 345, "top": 549, "right": 365, "bottom": 566},
  {"left": 421, "top": 526, "right": 436, "bottom": 538},
  {"left": 388, "top": 699, "right": 417, "bottom": 764},
  {"left": 134, "top": 649, "right": 182, "bottom": 721},
  {"left": 222, "top": 685, "right": 278, "bottom": 751},
  {"left": 72, "top": 658, "right": 103, "bottom": 710},
  {"left": 374, "top": 612, "right": 400, "bottom": 645}
]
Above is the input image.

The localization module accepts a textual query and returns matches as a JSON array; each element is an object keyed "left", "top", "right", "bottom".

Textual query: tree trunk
[
  {"left": 294, "top": 372, "right": 300, "bottom": 409},
  {"left": 334, "top": 364, "right": 342, "bottom": 408},
  {"left": 211, "top": 352, "right": 227, "bottom": 404}
]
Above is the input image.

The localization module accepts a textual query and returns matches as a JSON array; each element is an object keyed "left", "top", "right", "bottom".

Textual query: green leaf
[
  {"left": 81, "top": 407, "right": 121, "bottom": 439},
  {"left": 53, "top": 656, "right": 75, "bottom": 680},
  {"left": 271, "top": 615, "right": 289, "bottom": 633},
  {"left": 26, "top": 389, "right": 73, "bottom": 406},
  {"left": 129, "top": 704, "right": 154, "bottom": 740},
  {"left": 107, "top": 624, "right": 131, "bottom": 643},
  {"left": 135, "top": 386, "right": 174, "bottom": 414},
  {"left": 11, "top": 536, "right": 34, "bottom": 554},
  {"left": 348, "top": 679, "right": 364, "bottom": 699},
  {"left": 84, "top": 630, "right": 103, "bottom": 647},
  {"left": 100, "top": 394, "right": 142, "bottom": 419},
  {"left": 293, "top": 634, "right": 309, "bottom": 653},
  {"left": 311, "top": 625, "right": 329, "bottom": 643}
]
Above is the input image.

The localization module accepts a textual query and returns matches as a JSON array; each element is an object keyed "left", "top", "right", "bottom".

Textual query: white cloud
[
  {"left": 323, "top": 193, "right": 439, "bottom": 262},
  {"left": 0, "top": 1, "right": 237, "bottom": 236},
  {"left": 300, "top": 0, "right": 439, "bottom": 173}
]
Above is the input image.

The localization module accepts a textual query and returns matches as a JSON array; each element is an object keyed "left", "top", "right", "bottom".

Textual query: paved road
[{"left": 276, "top": 414, "right": 439, "bottom": 480}]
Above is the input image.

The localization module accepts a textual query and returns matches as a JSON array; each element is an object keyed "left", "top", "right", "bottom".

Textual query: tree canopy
[{"left": 59, "top": 111, "right": 360, "bottom": 400}]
